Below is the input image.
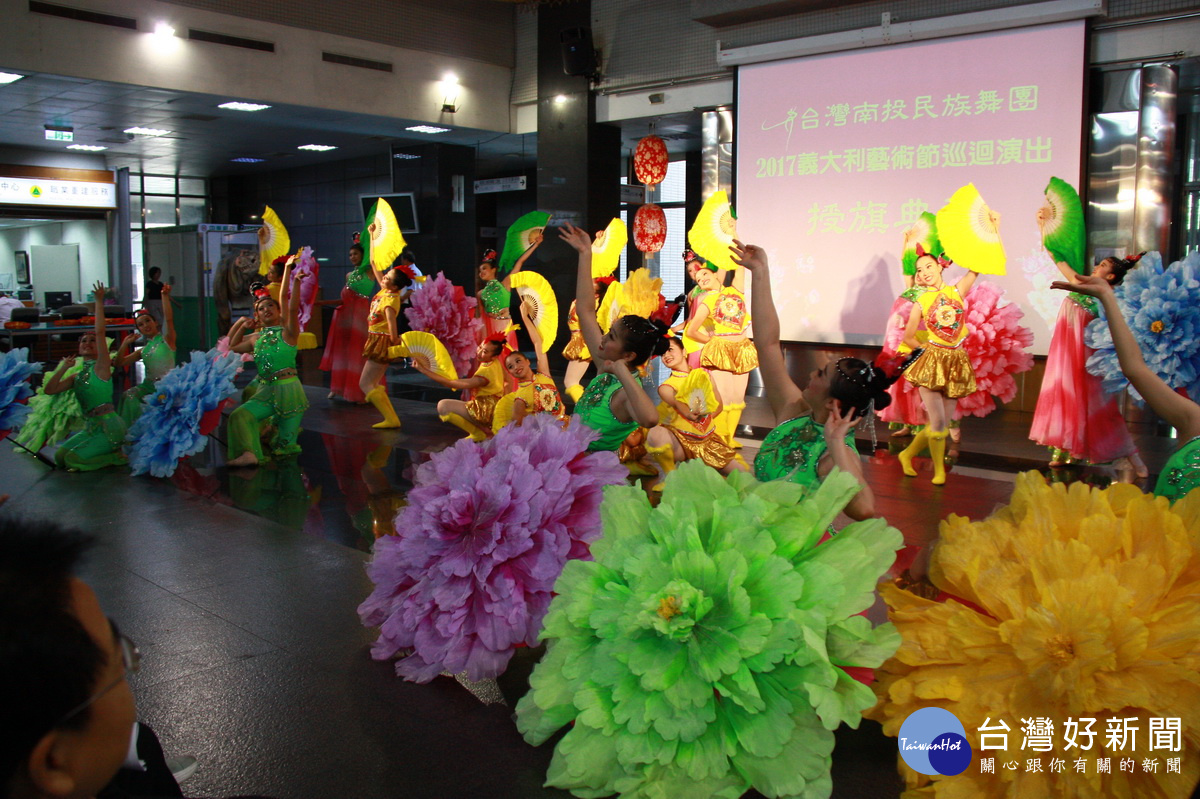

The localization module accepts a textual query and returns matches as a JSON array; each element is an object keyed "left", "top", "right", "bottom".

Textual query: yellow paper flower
[{"left": 869, "top": 472, "right": 1200, "bottom": 797}]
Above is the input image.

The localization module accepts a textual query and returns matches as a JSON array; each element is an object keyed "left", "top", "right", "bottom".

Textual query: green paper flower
[{"left": 516, "top": 461, "right": 903, "bottom": 798}]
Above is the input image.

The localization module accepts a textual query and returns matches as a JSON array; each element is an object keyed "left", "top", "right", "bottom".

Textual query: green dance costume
[
  {"left": 753, "top": 414, "right": 852, "bottom": 489},
  {"left": 56, "top": 361, "right": 128, "bottom": 471},
  {"left": 1154, "top": 436, "right": 1200, "bottom": 503},
  {"left": 479, "top": 280, "right": 510, "bottom": 317},
  {"left": 227, "top": 326, "right": 308, "bottom": 462},
  {"left": 574, "top": 372, "right": 638, "bottom": 453},
  {"left": 119, "top": 335, "right": 174, "bottom": 425}
]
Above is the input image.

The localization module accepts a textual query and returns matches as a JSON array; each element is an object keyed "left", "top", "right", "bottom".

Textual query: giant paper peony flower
[
  {"left": 869, "top": 472, "right": 1200, "bottom": 797},
  {"left": 517, "top": 462, "right": 903, "bottom": 798},
  {"left": 14, "top": 358, "right": 85, "bottom": 452},
  {"left": 1085, "top": 251, "right": 1200, "bottom": 402},
  {"left": 0, "top": 348, "right": 41, "bottom": 437},
  {"left": 405, "top": 272, "right": 482, "bottom": 377},
  {"left": 955, "top": 280, "right": 1034, "bottom": 418},
  {"left": 359, "top": 415, "right": 627, "bottom": 683},
  {"left": 125, "top": 349, "right": 242, "bottom": 477},
  {"left": 293, "top": 246, "right": 320, "bottom": 328}
]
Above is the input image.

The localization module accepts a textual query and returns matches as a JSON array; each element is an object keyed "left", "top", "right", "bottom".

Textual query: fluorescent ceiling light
[
  {"left": 297, "top": 144, "right": 337, "bottom": 151},
  {"left": 393, "top": 153, "right": 420, "bottom": 160},
  {"left": 230, "top": 157, "right": 265, "bottom": 163},
  {"left": 0, "top": 72, "right": 24, "bottom": 84},
  {"left": 219, "top": 101, "right": 272, "bottom": 112},
  {"left": 406, "top": 125, "right": 450, "bottom": 134},
  {"left": 717, "top": 0, "right": 1103, "bottom": 66},
  {"left": 67, "top": 144, "right": 107, "bottom": 151},
  {"left": 124, "top": 127, "right": 169, "bottom": 136}
]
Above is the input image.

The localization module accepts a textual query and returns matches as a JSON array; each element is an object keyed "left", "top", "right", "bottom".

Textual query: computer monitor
[{"left": 44, "top": 291, "right": 72, "bottom": 309}]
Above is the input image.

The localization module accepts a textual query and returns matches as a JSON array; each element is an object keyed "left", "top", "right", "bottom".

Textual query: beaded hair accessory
[
  {"left": 134, "top": 307, "right": 153, "bottom": 318},
  {"left": 481, "top": 248, "right": 498, "bottom": 264}
]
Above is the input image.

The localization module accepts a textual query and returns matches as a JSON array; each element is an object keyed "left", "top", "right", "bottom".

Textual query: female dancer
[
  {"left": 226, "top": 267, "right": 308, "bottom": 467},
  {"left": 1031, "top": 214, "right": 1146, "bottom": 474},
  {"left": 116, "top": 282, "right": 176, "bottom": 426},
  {"left": 559, "top": 225, "right": 665, "bottom": 452},
  {"left": 896, "top": 252, "right": 977, "bottom": 485},
  {"left": 415, "top": 335, "right": 507, "bottom": 441},
  {"left": 319, "top": 241, "right": 373, "bottom": 403},
  {"left": 358, "top": 263, "right": 415, "bottom": 429},
  {"left": 476, "top": 238, "right": 540, "bottom": 347},
  {"left": 562, "top": 277, "right": 613, "bottom": 403},
  {"left": 680, "top": 250, "right": 708, "bottom": 366},
  {"left": 686, "top": 262, "right": 758, "bottom": 447},
  {"left": 643, "top": 337, "right": 746, "bottom": 486},
  {"left": 1055, "top": 273, "right": 1200, "bottom": 501},
  {"left": 42, "top": 282, "right": 127, "bottom": 471},
  {"left": 733, "top": 242, "right": 897, "bottom": 520},
  {"left": 509, "top": 300, "right": 567, "bottom": 426}
]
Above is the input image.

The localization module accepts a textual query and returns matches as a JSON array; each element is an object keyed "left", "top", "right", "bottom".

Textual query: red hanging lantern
[
  {"left": 634, "top": 204, "right": 667, "bottom": 253},
  {"left": 633, "top": 135, "right": 668, "bottom": 186}
]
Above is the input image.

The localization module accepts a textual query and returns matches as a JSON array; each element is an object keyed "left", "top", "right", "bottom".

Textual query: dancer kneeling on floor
[
  {"left": 226, "top": 266, "right": 308, "bottom": 468},
  {"left": 733, "top": 241, "right": 901, "bottom": 521},
  {"left": 416, "top": 335, "right": 507, "bottom": 441},
  {"left": 559, "top": 224, "right": 664, "bottom": 452},
  {"left": 43, "top": 282, "right": 127, "bottom": 472}
]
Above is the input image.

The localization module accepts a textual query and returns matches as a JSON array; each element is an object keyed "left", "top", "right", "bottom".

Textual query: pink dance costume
[
  {"left": 1029, "top": 293, "right": 1137, "bottom": 463},
  {"left": 319, "top": 285, "right": 371, "bottom": 402}
]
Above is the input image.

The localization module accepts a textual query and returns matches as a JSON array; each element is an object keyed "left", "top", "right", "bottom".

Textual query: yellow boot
[
  {"left": 566, "top": 384, "right": 584, "bottom": 403},
  {"left": 440, "top": 412, "right": 488, "bottom": 442},
  {"left": 366, "top": 386, "right": 402, "bottom": 429},
  {"left": 897, "top": 429, "right": 929, "bottom": 478},
  {"left": 725, "top": 402, "right": 745, "bottom": 449},
  {"left": 366, "top": 444, "right": 392, "bottom": 469},
  {"left": 928, "top": 430, "right": 948, "bottom": 485},
  {"left": 645, "top": 442, "right": 676, "bottom": 492}
]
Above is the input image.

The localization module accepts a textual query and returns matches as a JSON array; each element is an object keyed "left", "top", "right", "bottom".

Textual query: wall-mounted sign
[
  {"left": 44, "top": 129, "right": 73, "bottom": 142},
  {"left": 474, "top": 176, "right": 527, "bottom": 194},
  {"left": 0, "top": 176, "right": 115, "bottom": 209},
  {"left": 619, "top": 184, "right": 645, "bottom": 205}
]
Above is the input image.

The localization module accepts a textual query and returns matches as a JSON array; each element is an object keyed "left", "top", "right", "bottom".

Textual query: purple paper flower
[
  {"left": 358, "top": 415, "right": 627, "bottom": 682},
  {"left": 404, "top": 272, "right": 482, "bottom": 377}
]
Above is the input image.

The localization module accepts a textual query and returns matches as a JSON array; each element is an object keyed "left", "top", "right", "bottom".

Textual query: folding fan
[
  {"left": 688, "top": 191, "right": 738, "bottom": 272},
  {"left": 399, "top": 331, "right": 457, "bottom": 380},
  {"left": 257, "top": 206, "right": 290, "bottom": 275},
  {"left": 369, "top": 198, "right": 406, "bottom": 273},
  {"left": 498, "top": 211, "right": 550, "bottom": 278},
  {"left": 591, "top": 217, "right": 627, "bottom": 278},
  {"left": 491, "top": 393, "right": 518, "bottom": 434},
  {"left": 678, "top": 368, "right": 719, "bottom": 417},
  {"left": 936, "top": 184, "right": 1006, "bottom": 275},
  {"left": 901, "top": 212, "right": 941, "bottom": 277},
  {"left": 1041, "top": 177, "right": 1086, "bottom": 275},
  {"left": 510, "top": 271, "right": 559, "bottom": 352},
  {"left": 596, "top": 280, "right": 623, "bottom": 334}
]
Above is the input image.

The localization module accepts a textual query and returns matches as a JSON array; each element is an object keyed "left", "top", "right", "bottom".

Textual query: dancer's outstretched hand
[
  {"left": 823, "top": 401, "right": 861, "bottom": 446},
  {"left": 1052, "top": 273, "right": 1112, "bottom": 298},
  {"left": 730, "top": 240, "right": 767, "bottom": 272},
  {"left": 558, "top": 224, "right": 592, "bottom": 254}
]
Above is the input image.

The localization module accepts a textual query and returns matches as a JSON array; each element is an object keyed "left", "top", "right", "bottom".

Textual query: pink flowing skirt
[
  {"left": 879, "top": 295, "right": 928, "bottom": 426},
  {"left": 1029, "top": 297, "right": 1136, "bottom": 462},
  {"left": 319, "top": 287, "right": 371, "bottom": 402}
]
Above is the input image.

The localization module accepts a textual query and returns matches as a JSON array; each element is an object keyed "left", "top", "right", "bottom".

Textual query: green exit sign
[{"left": 44, "top": 129, "right": 73, "bottom": 142}]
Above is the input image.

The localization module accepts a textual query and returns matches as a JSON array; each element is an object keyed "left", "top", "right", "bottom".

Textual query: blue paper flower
[
  {"left": 0, "top": 349, "right": 42, "bottom": 434},
  {"left": 126, "top": 349, "right": 241, "bottom": 477},
  {"left": 1085, "top": 251, "right": 1200, "bottom": 402}
]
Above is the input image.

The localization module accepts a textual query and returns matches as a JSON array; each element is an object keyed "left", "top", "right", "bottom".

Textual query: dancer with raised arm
[
  {"left": 358, "top": 262, "right": 415, "bottom": 430},
  {"left": 416, "top": 335, "right": 507, "bottom": 441},
  {"left": 116, "top": 282, "right": 176, "bottom": 426}
]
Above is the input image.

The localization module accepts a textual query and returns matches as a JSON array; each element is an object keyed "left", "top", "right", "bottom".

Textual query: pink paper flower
[
  {"left": 404, "top": 273, "right": 482, "bottom": 377},
  {"left": 955, "top": 280, "right": 1034, "bottom": 419},
  {"left": 358, "top": 415, "right": 628, "bottom": 682}
]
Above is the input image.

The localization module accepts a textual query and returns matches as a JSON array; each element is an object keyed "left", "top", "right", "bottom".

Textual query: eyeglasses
[{"left": 57, "top": 618, "right": 140, "bottom": 726}]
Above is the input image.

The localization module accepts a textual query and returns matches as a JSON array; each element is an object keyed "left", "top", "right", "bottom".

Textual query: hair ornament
[{"left": 481, "top": 249, "right": 498, "bottom": 264}]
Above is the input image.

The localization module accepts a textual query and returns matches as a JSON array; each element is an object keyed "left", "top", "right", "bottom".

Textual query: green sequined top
[
  {"left": 253, "top": 326, "right": 297, "bottom": 377},
  {"left": 141, "top": 335, "right": 174, "bottom": 382},
  {"left": 575, "top": 372, "right": 638, "bottom": 453},
  {"left": 900, "top": 286, "right": 932, "bottom": 302},
  {"left": 479, "top": 280, "right": 511, "bottom": 317},
  {"left": 753, "top": 414, "right": 853, "bottom": 488},
  {"left": 74, "top": 360, "right": 114, "bottom": 413},
  {"left": 1067, "top": 292, "right": 1099, "bottom": 316},
  {"left": 1154, "top": 435, "right": 1200, "bottom": 503}
]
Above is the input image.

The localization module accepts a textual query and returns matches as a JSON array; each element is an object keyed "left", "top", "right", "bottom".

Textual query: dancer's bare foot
[
  {"left": 1130, "top": 452, "right": 1149, "bottom": 479},
  {"left": 890, "top": 426, "right": 912, "bottom": 438},
  {"left": 227, "top": 451, "right": 260, "bottom": 467}
]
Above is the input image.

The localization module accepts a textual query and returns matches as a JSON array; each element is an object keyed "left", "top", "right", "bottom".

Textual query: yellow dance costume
[
  {"left": 903, "top": 284, "right": 976, "bottom": 399},
  {"left": 561, "top": 300, "right": 590, "bottom": 362},
  {"left": 699, "top": 286, "right": 757, "bottom": 446},
  {"left": 362, "top": 289, "right": 402, "bottom": 364},
  {"left": 656, "top": 370, "right": 738, "bottom": 470}
]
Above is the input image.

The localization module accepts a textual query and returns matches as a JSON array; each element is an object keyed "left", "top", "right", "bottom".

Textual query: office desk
[{"left": 1, "top": 323, "right": 137, "bottom": 362}]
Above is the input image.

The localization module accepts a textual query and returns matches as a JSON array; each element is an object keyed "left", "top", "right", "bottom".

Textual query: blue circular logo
[{"left": 898, "top": 708, "right": 972, "bottom": 776}]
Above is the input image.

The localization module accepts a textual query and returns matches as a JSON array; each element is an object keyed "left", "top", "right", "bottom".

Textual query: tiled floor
[{"left": 0, "top": 375, "right": 1189, "bottom": 798}]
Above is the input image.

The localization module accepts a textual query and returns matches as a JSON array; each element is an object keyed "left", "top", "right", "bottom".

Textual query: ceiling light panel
[
  {"left": 406, "top": 125, "right": 450, "bottom": 134},
  {"left": 218, "top": 101, "right": 271, "bottom": 112},
  {"left": 297, "top": 144, "right": 337, "bottom": 151},
  {"left": 124, "top": 126, "right": 169, "bottom": 136}
]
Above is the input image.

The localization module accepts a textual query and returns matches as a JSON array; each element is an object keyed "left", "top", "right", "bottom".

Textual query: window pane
[
  {"left": 653, "top": 160, "right": 686, "bottom": 204},
  {"left": 179, "top": 197, "right": 206, "bottom": 226},
  {"left": 129, "top": 174, "right": 142, "bottom": 193},
  {"left": 142, "top": 175, "right": 176, "bottom": 195},
  {"left": 130, "top": 230, "right": 143, "bottom": 300},
  {"left": 129, "top": 194, "right": 143, "bottom": 224},
  {"left": 179, "top": 177, "right": 205, "bottom": 196},
  {"left": 143, "top": 195, "right": 176, "bottom": 227}
]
